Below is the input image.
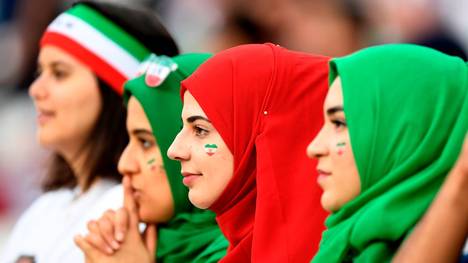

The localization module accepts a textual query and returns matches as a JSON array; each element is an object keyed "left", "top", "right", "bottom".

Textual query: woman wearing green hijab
[
  {"left": 307, "top": 44, "right": 468, "bottom": 262},
  {"left": 75, "top": 53, "right": 228, "bottom": 262}
]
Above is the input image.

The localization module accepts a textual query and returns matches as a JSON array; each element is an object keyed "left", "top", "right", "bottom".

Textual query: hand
[{"left": 75, "top": 176, "right": 157, "bottom": 263}]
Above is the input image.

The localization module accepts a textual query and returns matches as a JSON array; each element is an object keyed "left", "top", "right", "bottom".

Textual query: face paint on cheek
[
  {"left": 147, "top": 158, "right": 157, "bottom": 171},
  {"left": 204, "top": 144, "right": 218, "bottom": 156},
  {"left": 336, "top": 142, "right": 346, "bottom": 155}
]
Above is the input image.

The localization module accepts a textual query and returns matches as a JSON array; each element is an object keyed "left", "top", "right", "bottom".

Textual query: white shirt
[{"left": 0, "top": 179, "right": 123, "bottom": 263}]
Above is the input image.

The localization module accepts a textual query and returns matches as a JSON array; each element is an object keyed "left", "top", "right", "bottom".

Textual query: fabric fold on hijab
[
  {"left": 123, "top": 53, "right": 228, "bottom": 262},
  {"left": 181, "top": 43, "right": 330, "bottom": 262},
  {"left": 313, "top": 44, "right": 468, "bottom": 262}
]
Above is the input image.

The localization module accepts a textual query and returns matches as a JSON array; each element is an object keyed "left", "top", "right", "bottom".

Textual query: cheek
[
  {"left": 138, "top": 170, "right": 174, "bottom": 223},
  {"left": 329, "top": 140, "right": 354, "bottom": 171},
  {"left": 189, "top": 145, "right": 233, "bottom": 209},
  {"left": 62, "top": 86, "right": 101, "bottom": 134}
]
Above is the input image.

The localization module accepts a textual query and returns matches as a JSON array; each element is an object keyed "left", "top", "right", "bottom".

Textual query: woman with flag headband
[
  {"left": 0, "top": 1, "right": 179, "bottom": 262},
  {"left": 167, "top": 43, "right": 330, "bottom": 262},
  {"left": 307, "top": 44, "right": 468, "bottom": 262},
  {"left": 75, "top": 53, "right": 228, "bottom": 263}
]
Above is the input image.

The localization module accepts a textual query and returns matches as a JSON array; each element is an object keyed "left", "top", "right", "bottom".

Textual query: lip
[
  {"left": 181, "top": 171, "right": 202, "bottom": 187},
  {"left": 316, "top": 168, "right": 331, "bottom": 185},
  {"left": 131, "top": 187, "right": 142, "bottom": 202},
  {"left": 36, "top": 108, "right": 55, "bottom": 125}
]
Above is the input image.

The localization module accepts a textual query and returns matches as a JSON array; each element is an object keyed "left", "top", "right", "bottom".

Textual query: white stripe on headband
[{"left": 46, "top": 13, "right": 141, "bottom": 78}]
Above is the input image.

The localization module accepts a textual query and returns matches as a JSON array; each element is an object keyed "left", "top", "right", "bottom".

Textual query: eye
[
  {"left": 331, "top": 119, "right": 347, "bottom": 131},
  {"left": 52, "top": 68, "right": 68, "bottom": 80},
  {"left": 194, "top": 125, "right": 209, "bottom": 137},
  {"left": 138, "top": 138, "right": 154, "bottom": 150}
]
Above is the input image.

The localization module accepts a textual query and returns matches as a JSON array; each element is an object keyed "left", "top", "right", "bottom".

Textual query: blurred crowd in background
[{"left": 0, "top": 0, "right": 467, "bottom": 248}]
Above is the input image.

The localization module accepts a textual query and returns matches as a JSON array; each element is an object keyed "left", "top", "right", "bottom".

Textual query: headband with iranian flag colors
[{"left": 40, "top": 4, "right": 151, "bottom": 94}]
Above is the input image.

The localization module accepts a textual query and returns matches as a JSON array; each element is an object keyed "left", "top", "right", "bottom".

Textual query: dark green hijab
[
  {"left": 313, "top": 44, "right": 468, "bottom": 262},
  {"left": 123, "top": 53, "right": 227, "bottom": 262}
]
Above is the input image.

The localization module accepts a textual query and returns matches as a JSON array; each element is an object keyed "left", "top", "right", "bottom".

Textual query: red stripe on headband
[{"left": 40, "top": 32, "right": 126, "bottom": 94}]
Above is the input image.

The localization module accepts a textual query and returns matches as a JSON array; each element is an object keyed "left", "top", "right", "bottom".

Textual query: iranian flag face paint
[
  {"left": 336, "top": 142, "right": 346, "bottom": 155},
  {"left": 147, "top": 158, "right": 158, "bottom": 171},
  {"left": 204, "top": 144, "right": 218, "bottom": 156}
]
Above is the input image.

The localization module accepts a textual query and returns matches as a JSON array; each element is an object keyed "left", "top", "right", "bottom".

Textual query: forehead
[
  {"left": 324, "top": 77, "right": 343, "bottom": 109},
  {"left": 127, "top": 97, "right": 152, "bottom": 130},
  {"left": 39, "top": 45, "right": 80, "bottom": 66},
  {"left": 182, "top": 91, "right": 208, "bottom": 118}
]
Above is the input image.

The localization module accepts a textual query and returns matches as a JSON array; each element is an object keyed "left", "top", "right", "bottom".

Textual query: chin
[
  {"left": 188, "top": 191, "right": 211, "bottom": 210},
  {"left": 321, "top": 193, "right": 338, "bottom": 213},
  {"left": 37, "top": 132, "right": 57, "bottom": 148}
]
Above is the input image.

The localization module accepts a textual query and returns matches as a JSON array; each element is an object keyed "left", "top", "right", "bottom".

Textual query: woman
[
  {"left": 75, "top": 53, "right": 229, "bottom": 263},
  {"left": 168, "top": 43, "right": 330, "bottom": 262},
  {"left": 307, "top": 44, "right": 468, "bottom": 262},
  {"left": 1, "top": 2, "right": 178, "bottom": 262}
]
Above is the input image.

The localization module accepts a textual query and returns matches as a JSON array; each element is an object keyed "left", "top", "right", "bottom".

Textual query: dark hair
[
  {"left": 42, "top": 1, "right": 179, "bottom": 191},
  {"left": 77, "top": 1, "right": 179, "bottom": 56},
  {"left": 42, "top": 79, "right": 128, "bottom": 191}
]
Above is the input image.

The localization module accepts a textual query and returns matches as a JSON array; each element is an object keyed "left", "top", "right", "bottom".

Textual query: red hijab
[{"left": 181, "top": 44, "right": 329, "bottom": 262}]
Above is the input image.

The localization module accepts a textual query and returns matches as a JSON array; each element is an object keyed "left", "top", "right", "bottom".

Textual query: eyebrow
[
  {"left": 187, "top": 115, "right": 211, "bottom": 123},
  {"left": 326, "top": 106, "right": 344, "bottom": 115},
  {"left": 131, "top": 129, "right": 153, "bottom": 136}
]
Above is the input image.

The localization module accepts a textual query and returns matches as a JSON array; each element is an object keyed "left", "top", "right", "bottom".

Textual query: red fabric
[
  {"left": 40, "top": 32, "right": 126, "bottom": 94},
  {"left": 181, "top": 44, "right": 329, "bottom": 262}
]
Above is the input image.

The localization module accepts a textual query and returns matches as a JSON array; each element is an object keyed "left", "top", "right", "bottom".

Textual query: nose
[
  {"left": 118, "top": 144, "right": 140, "bottom": 176},
  {"left": 306, "top": 127, "right": 329, "bottom": 159},
  {"left": 167, "top": 131, "right": 190, "bottom": 161},
  {"left": 29, "top": 73, "right": 48, "bottom": 101}
]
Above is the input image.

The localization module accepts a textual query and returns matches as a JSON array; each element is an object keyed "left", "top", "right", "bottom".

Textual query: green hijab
[
  {"left": 313, "top": 44, "right": 468, "bottom": 262},
  {"left": 123, "top": 53, "right": 228, "bottom": 262}
]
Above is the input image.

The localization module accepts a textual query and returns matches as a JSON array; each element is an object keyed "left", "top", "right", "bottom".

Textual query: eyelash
[
  {"left": 138, "top": 138, "right": 154, "bottom": 150},
  {"left": 52, "top": 69, "right": 68, "bottom": 80},
  {"left": 331, "top": 119, "right": 347, "bottom": 130},
  {"left": 194, "top": 125, "right": 209, "bottom": 137}
]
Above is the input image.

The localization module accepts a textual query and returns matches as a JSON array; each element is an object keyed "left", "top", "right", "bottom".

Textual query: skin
[
  {"left": 393, "top": 135, "right": 468, "bottom": 263},
  {"left": 29, "top": 45, "right": 102, "bottom": 189},
  {"left": 167, "top": 91, "right": 234, "bottom": 209},
  {"left": 75, "top": 177, "right": 156, "bottom": 263},
  {"left": 306, "top": 77, "right": 361, "bottom": 212},
  {"left": 118, "top": 97, "right": 174, "bottom": 223},
  {"left": 75, "top": 97, "right": 175, "bottom": 262}
]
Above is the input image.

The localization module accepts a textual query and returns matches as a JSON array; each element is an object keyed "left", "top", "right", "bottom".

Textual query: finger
[
  {"left": 85, "top": 222, "right": 114, "bottom": 255},
  {"left": 75, "top": 234, "right": 98, "bottom": 260},
  {"left": 97, "top": 213, "right": 120, "bottom": 250},
  {"left": 114, "top": 207, "right": 129, "bottom": 242},
  {"left": 143, "top": 224, "right": 157, "bottom": 256},
  {"left": 122, "top": 176, "right": 140, "bottom": 228}
]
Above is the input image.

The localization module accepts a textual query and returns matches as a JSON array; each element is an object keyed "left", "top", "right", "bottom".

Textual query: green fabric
[
  {"left": 313, "top": 44, "right": 468, "bottom": 262},
  {"left": 123, "top": 53, "right": 228, "bottom": 262},
  {"left": 68, "top": 4, "right": 150, "bottom": 60}
]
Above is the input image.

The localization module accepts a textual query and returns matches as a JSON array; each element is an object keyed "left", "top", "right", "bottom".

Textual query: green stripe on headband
[{"left": 68, "top": 4, "right": 150, "bottom": 60}]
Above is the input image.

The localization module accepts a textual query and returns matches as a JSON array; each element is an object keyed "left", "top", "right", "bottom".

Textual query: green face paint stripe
[
  {"left": 147, "top": 158, "right": 156, "bottom": 165},
  {"left": 204, "top": 144, "right": 218, "bottom": 149},
  {"left": 336, "top": 142, "right": 346, "bottom": 147}
]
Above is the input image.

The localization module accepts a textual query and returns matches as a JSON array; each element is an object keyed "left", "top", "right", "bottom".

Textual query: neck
[{"left": 59, "top": 143, "right": 92, "bottom": 192}]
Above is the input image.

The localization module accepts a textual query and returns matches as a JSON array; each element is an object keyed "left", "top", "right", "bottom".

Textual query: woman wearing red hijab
[{"left": 168, "top": 43, "right": 329, "bottom": 262}]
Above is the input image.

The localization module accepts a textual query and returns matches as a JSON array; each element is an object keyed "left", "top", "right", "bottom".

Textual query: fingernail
[
  {"left": 106, "top": 247, "right": 113, "bottom": 254},
  {"left": 116, "top": 232, "right": 124, "bottom": 241},
  {"left": 111, "top": 241, "right": 120, "bottom": 249}
]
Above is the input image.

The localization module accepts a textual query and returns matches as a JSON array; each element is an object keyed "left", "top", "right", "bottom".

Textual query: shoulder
[{"left": 15, "top": 189, "right": 73, "bottom": 227}]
